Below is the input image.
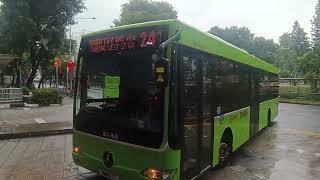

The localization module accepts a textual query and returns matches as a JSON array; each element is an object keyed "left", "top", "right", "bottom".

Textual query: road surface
[{"left": 0, "top": 103, "right": 319, "bottom": 180}]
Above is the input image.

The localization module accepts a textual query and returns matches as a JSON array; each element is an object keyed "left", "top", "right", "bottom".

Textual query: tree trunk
[
  {"left": 26, "top": 69, "right": 37, "bottom": 89},
  {"left": 15, "top": 67, "right": 21, "bottom": 87},
  {"left": 38, "top": 74, "right": 47, "bottom": 89},
  {"left": 26, "top": 43, "right": 39, "bottom": 89},
  {"left": 11, "top": 74, "right": 15, "bottom": 87}
]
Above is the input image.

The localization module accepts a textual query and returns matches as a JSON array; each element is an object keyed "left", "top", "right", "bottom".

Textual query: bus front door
[{"left": 179, "top": 47, "right": 212, "bottom": 179}]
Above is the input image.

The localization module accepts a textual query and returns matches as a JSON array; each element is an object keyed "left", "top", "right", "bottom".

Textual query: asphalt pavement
[{"left": 0, "top": 103, "right": 318, "bottom": 180}]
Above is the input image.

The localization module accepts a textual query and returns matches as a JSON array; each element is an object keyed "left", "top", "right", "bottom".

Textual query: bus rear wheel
[
  {"left": 218, "top": 141, "right": 232, "bottom": 167},
  {"left": 267, "top": 109, "right": 272, "bottom": 127}
]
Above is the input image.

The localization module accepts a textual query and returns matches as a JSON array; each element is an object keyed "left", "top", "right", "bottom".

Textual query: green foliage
[
  {"left": 299, "top": 48, "right": 320, "bottom": 92},
  {"left": 0, "top": 72, "right": 4, "bottom": 86},
  {"left": 279, "top": 33, "right": 293, "bottom": 49},
  {"left": 299, "top": 51, "right": 319, "bottom": 75},
  {"left": 0, "top": 0, "right": 85, "bottom": 87},
  {"left": 252, "top": 37, "right": 278, "bottom": 64},
  {"left": 22, "top": 86, "right": 31, "bottom": 95},
  {"left": 312, "top": 0, "right": 320, "bottom": 46},
  {"left": 31, "top": 88, "right": 63, "bottom": 106},
  {"left": 274, "top": 48, "right": 298, "bottom": 77},
  {"left": 291, "top": 21, "right": 310, "bottom": 56},
  {"left": 276, "top": 21, "right": 309, "bottom": 77},
  {"left": 113, "top": 0, "right": 177, "bottom": 26},
  {"left": 209, "top": 26, "right": 254, "bottom": 53},
  {"left": 208, "top": 26, "right": 277, "bottom": 64}
]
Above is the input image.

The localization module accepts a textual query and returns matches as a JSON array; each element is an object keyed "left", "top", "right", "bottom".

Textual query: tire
[
  {"left": 267, "top": 109, "right": 272, "bottom": 127},
  {"left": 218, "top": 138, "right": 232, "bottom": 167}
]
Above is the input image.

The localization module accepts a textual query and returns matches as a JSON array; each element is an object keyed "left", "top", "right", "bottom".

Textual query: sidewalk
[{"left": 0, "top": 97, "right": 73, "bottom": 139}]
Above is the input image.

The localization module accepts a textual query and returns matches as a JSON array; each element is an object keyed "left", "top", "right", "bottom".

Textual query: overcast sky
[{"left": 72, "top": 0, "right": 317, "bottom": 42}]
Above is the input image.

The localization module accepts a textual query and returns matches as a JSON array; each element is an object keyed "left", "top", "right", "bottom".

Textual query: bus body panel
[
  {"left": 212, "top": 107, "right": 251, "bottom": 166},
  {"left": 258, "top": 98, "right": 279, "bottom": 131},
  {"left": 175, "top": 21, "right": 279, "bottom": 74},
  {"left": 73, "top": 131, "right": 181, "bottom": 180}
]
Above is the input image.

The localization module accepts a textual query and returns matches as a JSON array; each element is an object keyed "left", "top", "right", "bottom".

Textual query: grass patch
[
  {"left": 279, "top": 84, "right": 320, "bottom": 105},
  {"left": 279, "top": 84, "right": 313, "bottom": 96}
]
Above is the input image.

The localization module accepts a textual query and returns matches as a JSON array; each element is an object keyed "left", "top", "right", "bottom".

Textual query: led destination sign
[{"left": 88, "top": 26, "right": 169, "bottom": 53}]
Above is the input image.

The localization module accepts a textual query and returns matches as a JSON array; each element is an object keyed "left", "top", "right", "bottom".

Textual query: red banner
[{"left": 67, "top": 61, "right": 75, "bottom": 72}]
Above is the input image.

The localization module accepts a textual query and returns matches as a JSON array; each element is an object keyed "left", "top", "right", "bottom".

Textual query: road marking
[
  {"left": 315, "top": 153, "right": 320, "bottom": 157},
  {"left": 34, "top": 118, "right": 46, "bottom": 124}
]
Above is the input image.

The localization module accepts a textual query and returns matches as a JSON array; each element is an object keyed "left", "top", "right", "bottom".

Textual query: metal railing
[
  {"left": 0, "top": 88, "right": 23, "bottom": 103},
  {"left": 279, "top": 78, "right": 320, "bottom": 99}
]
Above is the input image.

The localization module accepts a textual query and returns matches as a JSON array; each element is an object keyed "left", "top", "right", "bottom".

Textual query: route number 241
[{"left": 140, "top": 31, "right": 162, "bottom": 48}]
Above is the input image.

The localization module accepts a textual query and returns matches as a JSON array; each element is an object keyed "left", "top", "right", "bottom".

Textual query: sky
[{"left": 72, "top": 0, "right": 318, "bottom": 43}]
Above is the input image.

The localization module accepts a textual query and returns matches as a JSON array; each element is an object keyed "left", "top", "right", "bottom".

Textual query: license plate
[{"left": 99, "top": 169, "right": 119, "bottom": 180}]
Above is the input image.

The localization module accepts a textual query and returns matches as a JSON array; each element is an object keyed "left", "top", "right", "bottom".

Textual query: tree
[
  {"left": 275, "top": 32, "right": 298, "bottom": 77},
  {"left": 208, "top": 25, "right": 278, "bottom": 64},
  {"left": 291, "top": 21, "right": 310, "bottom": 56},
  {"left": 273, "top": 47, "right": 298, "bottom": 77},
  {"left": 275, "top": 20, "right": 310, "bottom": 77},
  {"left": 209, "top": 26, "right": 254, "bottom": 53},
  {"left": 299, "top": 48, "right": 320, "bottom": 92},
  {"left": 0, "top": 0, "right": 85, "bottom": 88},
  {"left": 311, "top": 0, "right": 320, "bottom": 46},
  {"left": 113, "top": 0, "right": 177, "bottom": 26},
  {"left": 252, "top": 37, "right": 278, "bottom": 64},
  {"left": 278, "top": 32, "right": 293, "bottom": 50}
]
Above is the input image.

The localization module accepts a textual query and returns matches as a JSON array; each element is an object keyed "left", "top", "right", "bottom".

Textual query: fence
[
  {"left": 0, "top": 88, "right": 23, "bottom": 103},
  {"left": 279, "top": 78, "right": 320, "bottom": 100}
]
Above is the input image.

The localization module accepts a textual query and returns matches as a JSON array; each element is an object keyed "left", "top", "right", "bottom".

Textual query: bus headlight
[
  {"left": 142, "top": 168, "right": 176, "bottom": 180},
  {"left": 73, "top": 146, "right": 80, "bottom": 153}
]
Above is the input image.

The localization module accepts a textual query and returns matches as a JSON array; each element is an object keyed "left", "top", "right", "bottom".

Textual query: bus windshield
[{"left": 75, "top": 50, "right": 165, "bottom": 148}]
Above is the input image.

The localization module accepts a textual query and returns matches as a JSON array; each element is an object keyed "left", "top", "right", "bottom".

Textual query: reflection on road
[{"left": 202, "top": 103, "right": 320, "bottom": 180}]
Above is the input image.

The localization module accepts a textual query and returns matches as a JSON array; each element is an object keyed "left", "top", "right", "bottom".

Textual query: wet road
[
  {"left": 202, "top": 103, "right": 320, "bottom": 180},
  {"left": 0, "top": 103, "right": 319, "bottom": 179},
  {"left": 277, "top": 103, "right": 320, "bottom": 131}
]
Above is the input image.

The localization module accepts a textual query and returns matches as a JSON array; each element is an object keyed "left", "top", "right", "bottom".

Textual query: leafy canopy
[
  {"left": 113, "top": 0, "right": 177, "bottom": 26},
  {"left": 291, "top": 21, "right": 310, "bottom": 56},
  {"left": 209, "top": 26, "right": 278, "bottom": 64},
  {"left": 0, "top": 0, "right": 85, "bottom": 87},
  {"left": 311, "top": 0, "right": 320, "bottom": 46}
]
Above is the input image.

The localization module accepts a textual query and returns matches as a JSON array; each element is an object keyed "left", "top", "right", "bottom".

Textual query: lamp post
[{"left": 68, "top": 17, "right": 95, "bottom": 91}]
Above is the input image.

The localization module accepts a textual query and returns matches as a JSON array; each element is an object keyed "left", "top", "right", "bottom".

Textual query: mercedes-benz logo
[{"left": 103, "top": 152, "right": 114, "bottom": 168}]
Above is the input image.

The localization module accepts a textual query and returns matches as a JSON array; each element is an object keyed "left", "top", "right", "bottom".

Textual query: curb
[
  {"left": 0, "top": 129, "right": 73, "bottom": 140},
  {"left": 0, "top": 104, "right": 10, "bottom": 109},
  {"left": 0, "top": 103, "right": 63, "bottom": 109}
]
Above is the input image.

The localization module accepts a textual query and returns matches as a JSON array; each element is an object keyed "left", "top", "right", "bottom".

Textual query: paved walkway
[
  {"left": 0, "top": 98, "right": 73, "bottom": 135},
  {"left": 0, "top": 135, "right": 95, "bottom": 180}
]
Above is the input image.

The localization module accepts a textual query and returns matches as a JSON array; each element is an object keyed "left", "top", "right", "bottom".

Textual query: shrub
[
  {"left": 31, "top": 88, "right": 63, "bottom": 106},
  {"left": 22, "top": 87, "right": 31, "bottom": 95}
]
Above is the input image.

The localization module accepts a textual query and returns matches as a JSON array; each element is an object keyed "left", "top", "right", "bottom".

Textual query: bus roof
[{"left": 82, "top": 19, "right": 279, "bottom": 74}]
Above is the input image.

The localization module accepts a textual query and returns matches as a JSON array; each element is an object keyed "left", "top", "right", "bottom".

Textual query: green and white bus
[{"left": 73, "top": 19, "right": 279, "bottom": 180}]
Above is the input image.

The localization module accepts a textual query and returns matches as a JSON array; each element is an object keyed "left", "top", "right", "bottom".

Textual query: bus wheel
[
  {"left": 267, "top": 109, "right": 272, "bottom": 127},
  {"left": 218, "top": 141, "right": 232, "bottom": 167}
]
